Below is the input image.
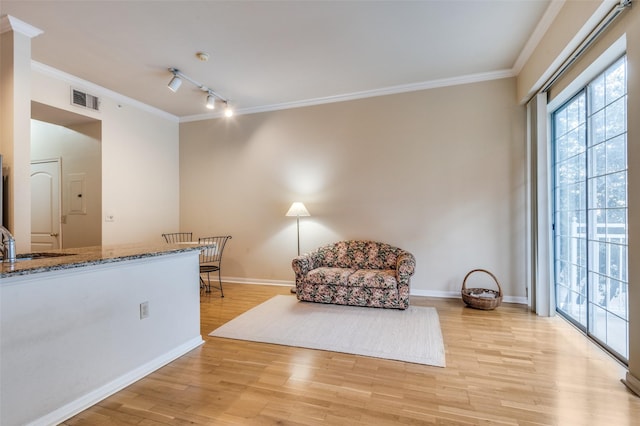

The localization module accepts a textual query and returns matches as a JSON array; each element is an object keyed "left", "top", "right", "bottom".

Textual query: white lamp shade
[{"left": 285, "top": 202, "right": 310, "bottom": 217}]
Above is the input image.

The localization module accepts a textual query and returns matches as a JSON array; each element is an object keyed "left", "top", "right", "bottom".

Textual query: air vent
[{"left": 71, "top": 88, "right": 100, "bottom": 111}]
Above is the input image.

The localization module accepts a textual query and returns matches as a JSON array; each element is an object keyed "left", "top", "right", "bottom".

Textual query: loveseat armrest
[
  {"left": 292, "top": 251, "right": 322, "bottom": 281},
  {"left": 396, "top": 251, "right": 416, "bottom": 285}
]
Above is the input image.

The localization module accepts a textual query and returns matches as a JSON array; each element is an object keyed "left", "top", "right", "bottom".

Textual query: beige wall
[{"left": 180, "top": 77, "right": 527, "bottom": 300}]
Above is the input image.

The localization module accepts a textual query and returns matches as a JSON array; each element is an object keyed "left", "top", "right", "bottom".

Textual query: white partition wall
[{"left": 0, "top": 251, "right": 203, "bottom": 426}]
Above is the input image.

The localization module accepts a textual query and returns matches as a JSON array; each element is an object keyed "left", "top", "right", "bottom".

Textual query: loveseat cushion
[
  {"left": 347, "top": 269, "right": 398, "bottom": 289},
  {"left": 305, "top": 267, "right": 355, "bottom": 286}
]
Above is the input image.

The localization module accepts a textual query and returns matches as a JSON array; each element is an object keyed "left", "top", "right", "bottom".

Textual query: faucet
[{"left": 0, "top": 225, "right": 16, "bottom": 263}]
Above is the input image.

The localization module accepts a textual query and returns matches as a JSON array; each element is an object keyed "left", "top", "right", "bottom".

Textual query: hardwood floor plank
[{"left": 61, "top": 283, "right": 640, "bottom": 425}]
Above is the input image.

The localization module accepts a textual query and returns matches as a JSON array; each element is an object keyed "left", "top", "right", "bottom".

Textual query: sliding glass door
[{"left": 552, "top": 56, "right": 628, "bottom": 362}]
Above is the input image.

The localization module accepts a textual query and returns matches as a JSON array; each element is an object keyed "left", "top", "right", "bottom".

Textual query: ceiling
[{"left": 1, "top": 1, "right": 553, "bottom": 120}]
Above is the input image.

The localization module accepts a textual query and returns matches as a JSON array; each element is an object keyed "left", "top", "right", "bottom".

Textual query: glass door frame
[{"left": 551, "top": 55, "right": 629, "bottom": 364}]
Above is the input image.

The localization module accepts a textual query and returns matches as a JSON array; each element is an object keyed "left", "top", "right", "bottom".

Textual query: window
[{"left": 552, "top": 56, "right": 628, "bottom": 362}]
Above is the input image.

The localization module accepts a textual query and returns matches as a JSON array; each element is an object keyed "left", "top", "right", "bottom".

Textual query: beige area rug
[{"left": 209, "top": 295, "right": 446, "bottom": 367}]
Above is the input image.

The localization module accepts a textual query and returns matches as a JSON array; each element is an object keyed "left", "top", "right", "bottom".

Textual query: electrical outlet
[
  {"left": 105, "top": 214, "right": 115, "bottom": 222},
  {"left": 140, "top": 301, "right": 149, "bottom": 319}
]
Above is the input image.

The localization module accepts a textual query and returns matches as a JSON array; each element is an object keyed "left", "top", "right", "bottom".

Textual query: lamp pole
[
  {"left": 296, "top": 215, "right": 301, "bottom": 256},
  {"left": 286, "top": 202, "right": 310, "bottom": 257},
  {"left": 286, "top": 202, "right": 311, "bottom": 294}
]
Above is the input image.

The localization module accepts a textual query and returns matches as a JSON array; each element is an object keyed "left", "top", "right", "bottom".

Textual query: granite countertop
[{"left": 1, "top": 242, "right": 209, "bottom": 278}]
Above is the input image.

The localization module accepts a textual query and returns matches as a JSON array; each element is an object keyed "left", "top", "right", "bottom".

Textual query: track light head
[
  {"left": 167, "top": 69, "right": 182, "bottom": 92},
  {"left": 224, "top": 102, "right": 233, "bottom": 117},
  {"left": 206, "top": 93, "right": 215, "bottom": 110}
]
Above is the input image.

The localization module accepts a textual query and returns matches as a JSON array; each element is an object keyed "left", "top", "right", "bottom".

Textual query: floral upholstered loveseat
[{"left": 291, "top": 240, "right": 416, "bottom": 310}]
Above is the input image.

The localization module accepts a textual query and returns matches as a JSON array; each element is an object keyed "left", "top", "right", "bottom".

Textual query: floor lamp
[{"left": 286, "top": 202, "right": 310, "bottom": 293}]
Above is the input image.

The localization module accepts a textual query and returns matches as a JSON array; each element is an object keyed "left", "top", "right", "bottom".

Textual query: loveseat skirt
[{"left": 297, "top": 282, "right": 409, "bottom": 309}]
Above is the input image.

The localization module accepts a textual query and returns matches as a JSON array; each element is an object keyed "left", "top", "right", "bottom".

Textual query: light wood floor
[{"left": 64, "top": 284, "right": 640, "bottom": 425}]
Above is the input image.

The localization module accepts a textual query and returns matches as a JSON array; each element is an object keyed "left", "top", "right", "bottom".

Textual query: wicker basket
[{"left": 461, "top": 269, "right": 503, "bottom": 310}]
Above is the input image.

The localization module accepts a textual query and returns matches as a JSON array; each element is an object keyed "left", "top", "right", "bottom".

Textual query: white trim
[
  {"left": 31, "top": 61, "right": 180, "bottom": 123},
  {"left": 410, "top": 288, "right": 528, "bottom": 305},
  {"left": 512, "top": 0, "right": 566, "bottom": 74},
  {"left": 179, "top": 69, "right": 515, "bottom": 123},
  {"left": 410, "top": 289, "right": 460, "bottom": 299},
  {"left": 224, "top": 278, "right": 528, "bottom": 304},
  {"left": 221, "top": 276, "right": 295, "bottom": 287},
  {"left": 622, "top": 372, "right": 640, "bottom": 397},
  {"left": 497, "top": 296, "right": 531, "bottom": 305},
  {"left": 0, "top": 15, "right": 43, "bottom": 38},
  {"left": 27, "top": 336, "right": 204, "bottom": 426}
]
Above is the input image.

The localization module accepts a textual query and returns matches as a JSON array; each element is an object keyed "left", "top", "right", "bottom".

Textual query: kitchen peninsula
[{"left": 1, "top": 242, "right": 206, "bottom": 426}]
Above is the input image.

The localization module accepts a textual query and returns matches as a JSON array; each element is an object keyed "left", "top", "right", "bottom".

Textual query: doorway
[
  {"left": 31, "top": 102, "right": 102, "bottom": 249},
  {"left": 552, "top": 56, "right": 628, "bottom": 362}
]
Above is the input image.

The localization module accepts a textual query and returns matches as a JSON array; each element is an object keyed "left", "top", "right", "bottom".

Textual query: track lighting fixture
[
  {"left": 167, "top": 67, "right": 233, "bottom": 116},
  {"left": 167, "top": 71, "right": 182, "bottom": 92},
  {"left": 206, "top": 93, "right": 215, "bottom": 110}
]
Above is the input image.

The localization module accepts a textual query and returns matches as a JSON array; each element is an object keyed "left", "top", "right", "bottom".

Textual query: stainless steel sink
[{"left": 14, "top": 252, "right": 75, "bottom": 261}]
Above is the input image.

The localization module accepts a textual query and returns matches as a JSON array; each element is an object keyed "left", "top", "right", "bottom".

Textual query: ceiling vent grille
[{"left": 71, "top": 88, "right": 100, "bottom": 111}]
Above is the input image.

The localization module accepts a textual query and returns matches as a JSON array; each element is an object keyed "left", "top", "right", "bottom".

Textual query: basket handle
[{"left": 462, "top": 269, "right": 503, "bottom": 297}]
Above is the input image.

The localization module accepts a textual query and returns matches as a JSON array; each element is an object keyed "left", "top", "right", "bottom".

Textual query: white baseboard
[
  {"left": 502, "top": 295, "right": 529, "bottom": 305},
  {"left": 29, "top": 336, "right": 204, "bottom": 426},
  {"left": 622, "top": 372, "right": 640, "bottom": 397},
  {"left": 223, "top": 277, "right": 528, "bottom": 305},
  {"left": 222, "top": 276, "right": 294, "bottom": 287},
  {"left": 410, "top": 289, "right": 459, "bottom": 299},
  {"left": 410, "top": 288, "right": 528, "bottom": 305}
]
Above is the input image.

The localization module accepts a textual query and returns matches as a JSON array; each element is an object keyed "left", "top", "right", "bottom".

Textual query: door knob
[{"left": 50, "top": 233, "right": 59, "bottom": 237}]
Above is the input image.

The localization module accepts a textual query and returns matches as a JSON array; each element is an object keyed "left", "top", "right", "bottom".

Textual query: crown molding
[
  {"left": 180, "top": 69, "right": 515, "bottom": 123},
  {"left": 512, "top": 0, "right": 565, "bottom": 74},
  {"left": 31, "top": 61, "right": 179, "bottom": 123},
  {"left": 0, "top": 15, "right": 43, "bottom": 37},
  {"left": 31, "top": 59, "right": 515, "bottom": 125}
]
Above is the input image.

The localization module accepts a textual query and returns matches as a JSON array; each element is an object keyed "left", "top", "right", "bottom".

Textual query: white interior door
[{"left": 31, "top": 159, "right": 61, "bottom": 251}]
